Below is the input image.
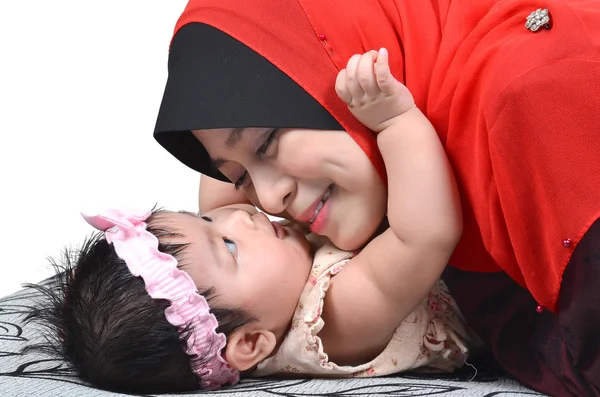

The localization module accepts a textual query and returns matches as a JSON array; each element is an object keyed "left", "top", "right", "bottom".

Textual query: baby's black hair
[{"left": 23, "top": 211, "right": 254, "bottom": 394}]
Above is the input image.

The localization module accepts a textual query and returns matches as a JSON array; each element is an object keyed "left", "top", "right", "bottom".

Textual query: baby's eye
[{"left": 223, "top": 238, "right": 237, "bottom": 255}]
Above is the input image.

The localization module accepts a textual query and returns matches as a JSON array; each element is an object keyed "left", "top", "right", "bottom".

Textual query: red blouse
[{"left": 172, "top": 0, "right": 600, "bottom": 312}]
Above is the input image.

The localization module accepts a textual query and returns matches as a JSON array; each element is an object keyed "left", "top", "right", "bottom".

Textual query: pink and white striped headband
[{"left": 82, "top": 208, "right": 239, "bottom": 390}]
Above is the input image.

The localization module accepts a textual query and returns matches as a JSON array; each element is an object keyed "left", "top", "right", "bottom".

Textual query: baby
[
  {"left": 26, "top": 205, "right": 474, "bottom": 393},
  {"left": 25, "top": 50, "right": 477, "bottom": 394}
]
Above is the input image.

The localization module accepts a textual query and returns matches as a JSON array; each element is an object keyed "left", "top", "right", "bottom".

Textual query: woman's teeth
[{"left": 309, "top": 186, "right": 332, "bottom": 224}]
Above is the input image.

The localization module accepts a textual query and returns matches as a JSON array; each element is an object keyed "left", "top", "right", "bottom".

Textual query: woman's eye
[
  {"left": 234, "top": 172, "right": 249, "bottom": 191},
  {"left": 257, "top": 129, "right": 278, "bottom": 156},
  {"left": 201, "top": 216, "right": 212, "bottom": 222},
  {"left": 231, "top": 129, "right": 278, "bottom": 190},
  {"left": 223, "top": 238, "right": 237, "bottom": 255}
]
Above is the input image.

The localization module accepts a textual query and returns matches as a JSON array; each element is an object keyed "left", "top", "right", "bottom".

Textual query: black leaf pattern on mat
[
  {"left": 0, "top": 304, "right": 37, "bottom": 317},
  {"left": 0, "top": 322, "right": 26, "bottom": 342},
  {"left": 0, "top": 287, "right": 545, "bottom": 397},
  {"left": 172, "top": 378, "right": 464, "bottom": 396}
]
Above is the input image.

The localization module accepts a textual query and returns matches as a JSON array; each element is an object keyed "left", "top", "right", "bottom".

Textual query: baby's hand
[{"left": 335, "top": 48, "right": 414, "bottom": 132}]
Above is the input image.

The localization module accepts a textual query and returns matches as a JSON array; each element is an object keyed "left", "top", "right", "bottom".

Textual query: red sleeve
[{"left": 486, "top": 58, "right": 600, "bottom": 311}]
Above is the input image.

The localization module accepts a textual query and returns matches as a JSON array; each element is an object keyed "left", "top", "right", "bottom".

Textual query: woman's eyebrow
[
  {"left": 225, "top": 128, "right": 245, "bottom": 149},
  {"left": 212, "top": 158, "right": 227, "bottom": 169},
  {"left": 210, "top": 128, "right": 246, "bottom": 169}
]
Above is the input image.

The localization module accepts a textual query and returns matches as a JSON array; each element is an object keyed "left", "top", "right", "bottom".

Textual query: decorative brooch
[{"left": 525, "top": 8, "right": 552, "bottom": 32}]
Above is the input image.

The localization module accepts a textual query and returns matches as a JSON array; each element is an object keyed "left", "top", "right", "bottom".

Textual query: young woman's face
[{"left": 193, "top": 128, "right": 387, "bottom": 250}]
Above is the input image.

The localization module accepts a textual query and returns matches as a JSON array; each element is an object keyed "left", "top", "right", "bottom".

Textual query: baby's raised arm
[{"left": 319, "top": 49, "right": 462, "bottom": 364}]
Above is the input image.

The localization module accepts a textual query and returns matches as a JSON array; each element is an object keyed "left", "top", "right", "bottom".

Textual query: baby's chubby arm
[{"left": 318, "top": 50, "right": 461, "bottom": 365}]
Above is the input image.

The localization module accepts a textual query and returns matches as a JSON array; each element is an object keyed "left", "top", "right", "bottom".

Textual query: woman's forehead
[
  {"left": 192, "top": 128, "right": 266, "bottom": 163},
  {"left": 192, "top": 127, "right": 263, "bottom": 140}
]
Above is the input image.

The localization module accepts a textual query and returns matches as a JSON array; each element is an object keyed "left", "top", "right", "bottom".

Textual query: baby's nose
[{"left": 229, "top": 209, "right": 255, "bottom": 227}]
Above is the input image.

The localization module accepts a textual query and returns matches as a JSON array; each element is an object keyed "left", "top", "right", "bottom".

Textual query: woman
[{"left": 153, "top": 0, "right": 600, "bottom": 395}]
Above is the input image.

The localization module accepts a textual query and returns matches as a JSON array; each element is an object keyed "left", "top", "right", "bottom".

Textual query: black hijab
[{"left": 153, "top": 23, "right": 342, "bottom": 181}]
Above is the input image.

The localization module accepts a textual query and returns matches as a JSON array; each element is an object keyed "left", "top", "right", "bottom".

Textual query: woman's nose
[{"left": 251, "top": 169, "right": 295, "bottom": 215}]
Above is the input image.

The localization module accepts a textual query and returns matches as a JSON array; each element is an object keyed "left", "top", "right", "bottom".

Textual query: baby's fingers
[
  {"left": 357, "top": 51, "right": 379, "bottom": 97},
  {"left": 335, "top": 69, "right": 352, "bottom": 104},
  {"left": 374, "top": 48, "right": 396, "bottom": 94},
  {"left": 345, "top": 54, "right": 365, "bottom": 100}
]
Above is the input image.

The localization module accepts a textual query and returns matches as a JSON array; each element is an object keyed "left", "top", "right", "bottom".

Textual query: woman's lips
[
  {"left": 296, "top": 186, "right": 333, "bottom": 224},
  {"left": 309, "top": 192, "right": 330, "bottom": 234},
  {"left": 297, "top": 197, "right": 323, "bottom": 223}
]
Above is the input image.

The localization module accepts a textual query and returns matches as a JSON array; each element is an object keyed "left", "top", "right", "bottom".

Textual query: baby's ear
[{"left": 224, "top": 326, "right": 277, "bottom": 371}]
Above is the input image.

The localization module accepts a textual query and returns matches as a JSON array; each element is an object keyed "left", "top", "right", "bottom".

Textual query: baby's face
[{"left": 155, "top": 206, "right": 313, "bottom": 336}]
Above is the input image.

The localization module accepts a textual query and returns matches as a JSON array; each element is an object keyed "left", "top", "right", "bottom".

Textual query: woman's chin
[
  {"left": 328, "top": 230, "right": 367, "bottom": 251},
  {"left": 328, "top": 218, "right": 384, "bottom": 251}
]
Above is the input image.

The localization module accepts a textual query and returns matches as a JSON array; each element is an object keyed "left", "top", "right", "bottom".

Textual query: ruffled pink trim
[{"left": 83, "top": 209, "right": 239, "bottom": 390}]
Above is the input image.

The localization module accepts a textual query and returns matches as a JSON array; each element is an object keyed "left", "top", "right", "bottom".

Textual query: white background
[{"left": 0, "top": 0, "right": 197, "bottom": 296}]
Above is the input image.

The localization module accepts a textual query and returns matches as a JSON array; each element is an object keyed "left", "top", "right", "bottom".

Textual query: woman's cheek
[
  {"left": 277, "top": 148, "right": 308, "bottom": 173},
  {"left": 278, "top": 136, "right": 325, "bottom": 175},
  {"left": 244, "top": 187, "right": 261, "bottom": 208}
]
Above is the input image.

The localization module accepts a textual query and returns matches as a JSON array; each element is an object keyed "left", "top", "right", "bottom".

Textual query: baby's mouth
[{"left": 271, "top": 221, "right": 287, "bottom": 239}]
